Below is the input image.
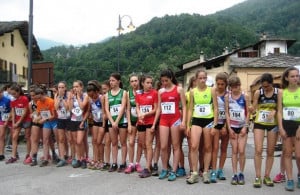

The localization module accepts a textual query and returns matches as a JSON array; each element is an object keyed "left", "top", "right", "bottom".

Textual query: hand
[
  {"left": 229, "top": 128, "right": 236, "bottom": 139},
  {"left": 220, "top": 127, "right": 227, "bottom": 136},
  {"left": 240, "top": 127, "right": 247, "bottom": 137},
  {"left": 186, "top": 128, "right": 191, "bottom": 137},
  {"left": 279, "top": 128, "right": 287, "bottom": 139},
  {"left": 128, "top": 125, "right": 132, "bottom": 134}
]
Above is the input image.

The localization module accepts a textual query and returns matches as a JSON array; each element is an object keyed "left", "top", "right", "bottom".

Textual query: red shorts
[
  {"left": 0, "top": 121, "right": 12, "bottom": 128},
  {"left": 159, "top": 116, "right": 181, "bottom": 128}
]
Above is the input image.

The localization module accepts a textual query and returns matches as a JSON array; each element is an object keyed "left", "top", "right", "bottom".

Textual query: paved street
[{"left": 0, "top": 132, "right": 298, "bottom": 195}]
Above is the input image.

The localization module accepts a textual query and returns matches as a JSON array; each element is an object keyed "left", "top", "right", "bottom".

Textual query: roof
[
  {"left": 253, "top": 37, "right": 297, "bottom": 49},
  {"left": 230, "top": 53, "right": 300, "bottom": 68},
  {"left": 175, "top": 52, "right": 233, "bottom": 77},
  {"left": 0, "top": 21, "right": 43, "bottom": 60}
]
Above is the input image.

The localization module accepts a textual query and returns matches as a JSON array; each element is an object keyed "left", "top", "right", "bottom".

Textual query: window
[
  {"left": 0, "top": 59, "right": 3, "bottom": 70},
  {"left": 238, "top": 51, "right": 258, "bottom": 58},
  {"left": 2, "top": 42, "right": 4, "bottom": 47},
  {"left": 11, "top": 34, "right": 14, "bottom": 47},
  {"left": 23, "top": 66, "right": 28, "bottom": 78},
  {"left": 274, "top": 48, "right": 280, "bottom": 54}
]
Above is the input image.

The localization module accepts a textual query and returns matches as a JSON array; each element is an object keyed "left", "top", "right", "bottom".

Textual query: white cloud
[{"left": 0, "top": 0, "right": 245, "bottom": 45}]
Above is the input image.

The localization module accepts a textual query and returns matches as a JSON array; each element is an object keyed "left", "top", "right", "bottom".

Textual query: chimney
[
  {"left": 260, "top": 32, "right": 267, "bottom": 40},
  {"left": 223, "top": 47, "right": 229, "bottom": 55},
  {"left": 199, "top": 51, "right": 205, "bottom": 63}
]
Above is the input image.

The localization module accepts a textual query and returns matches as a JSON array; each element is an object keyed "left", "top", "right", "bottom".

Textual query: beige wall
[
  {"left": 234, "top": 67, "right": 284, "bottom": 100},
  {"left": 0, "top": 29, "right": 28, "bottom": 87}
]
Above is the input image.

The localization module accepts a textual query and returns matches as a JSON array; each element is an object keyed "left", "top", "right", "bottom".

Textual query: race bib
[
  {"left": 1, "top": 113, "right": 9, "bottom": 121},
  {"left": 218, "top": 108, "right": 226, "bottom": 120},
  {"left": 229, "top": 109, "right": 245, "bottom": 121},
  {"left": 15, "top": 108, "right": 24, "bottom": 116},
  {"left": 161, "top": 102, "right": 175, "bottom": 114},
  {"left": 283, "top": 107, "right": 300, "bottom": 121},
  {"left": 131, "top": 107, "right": 137, "bottom": 117},
  {"left": 257, "top": 110, "right": 274, "bottom": 123},
  {"left": 194, "top": 104, "right": 212, "bottom": 117},
  {"left": 92, "top": 110, "right": 102, "bottom": 121},
  {"left": 140, "top": 105, "right": 152, "bottom": 114},
  {"left": 110, "top": 104, "right": 121, "bottom": 117},
  {"left": 40, "top": 110, "right": 51, "bottom": 120},
  {"left": 72, "top": 107, "right": 83, "bottom": 117},
  {"left": 58, "top": 108, "right": 68, "bottom": 119}
]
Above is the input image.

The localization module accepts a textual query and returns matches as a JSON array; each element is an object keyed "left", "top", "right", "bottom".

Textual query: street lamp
[{"left": 117, "top": 14, "right": 135, "bottom": 73}]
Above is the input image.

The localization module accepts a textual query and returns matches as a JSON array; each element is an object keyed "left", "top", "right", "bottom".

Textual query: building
[
  {"left": 176, "top": 35, "right": 300, "bottom": 99},
  {"left": 0, "top": 21, "right": 43, "bottom": 89},
  {"left": 32, "top": 61, "right": 54, "bottom": 88}
]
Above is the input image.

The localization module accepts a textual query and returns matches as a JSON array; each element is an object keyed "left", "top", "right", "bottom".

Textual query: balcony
[{"left": 0, "top": 70, "right": 26, "bottom": 86}]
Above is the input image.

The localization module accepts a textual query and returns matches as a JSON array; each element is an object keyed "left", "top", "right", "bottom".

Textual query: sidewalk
[{"left": 0, "top": 131, "right": 298, "bottom": 195}]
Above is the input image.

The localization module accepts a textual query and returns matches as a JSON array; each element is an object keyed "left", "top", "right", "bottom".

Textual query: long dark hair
[
  {"left": 10, "top": 84, "right": 24, "bottom": 96},
  {"left": 160, "top": 68, "right": 178, "bottom": 85},
  {"left": 110, "top": 72, "right": 123, "bottom": 89},
  {"left": 139, "top": 74, "right": 153, "bottom": 90}
]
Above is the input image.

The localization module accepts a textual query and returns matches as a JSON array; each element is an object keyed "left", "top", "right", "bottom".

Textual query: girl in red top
[
  {"left": 136, "top": 75, "right": 158, "bottom": 178},
  {"left": 6, "top": 84, "right": 31, "bottom": 164},
  {"left": 153, "top": 69, "right": 186, "bottom": 181}
]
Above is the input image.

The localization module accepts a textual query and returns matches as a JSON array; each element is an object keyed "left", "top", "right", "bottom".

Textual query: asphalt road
[{"left": 0, "top": 132, "right": 298, "bottom": 195}]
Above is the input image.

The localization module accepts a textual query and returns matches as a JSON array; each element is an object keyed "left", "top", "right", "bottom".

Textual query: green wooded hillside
[{"left": 42, "top": 0, "right": 300, "bottom": 87}]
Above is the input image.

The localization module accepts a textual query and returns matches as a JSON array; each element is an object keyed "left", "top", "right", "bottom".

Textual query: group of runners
[{"left": 0, "top": 66, "right": 299, "bottom": 192}]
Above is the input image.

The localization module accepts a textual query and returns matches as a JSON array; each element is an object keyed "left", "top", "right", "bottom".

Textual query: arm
[
  {"left": 186, "top": 90, "right": 194, "bottom": 137},
  {"left": 211, "top": 88, "right": 218, "bottom": 136},
  {"left": 225, "top": 94, "right": 235, "bottom": 139},
  {"left": 241, "top": 93, "right": 250, "bottom": 136},
  {"left": 178, "top": 86, "right": 186, "bottom": 129},
  {"left": 126, "top": 91, "right": 132, "bottom": 133},
  {"left": 251, "top": 90, "right": 260, "bottom": 114},
  {"left": 151, "top": 91, "right": 161, "bottom": 131},
  {"left": 277, "top": 89, "right": 286, "bottom": 138},
  {"left": 114, "top": 90, "right": 127, "bottom": 125}
]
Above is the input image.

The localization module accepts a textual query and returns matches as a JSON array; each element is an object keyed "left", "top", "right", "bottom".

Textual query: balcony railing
[{"left": 0, "top": 70, "right": 26, "bottom": 85}]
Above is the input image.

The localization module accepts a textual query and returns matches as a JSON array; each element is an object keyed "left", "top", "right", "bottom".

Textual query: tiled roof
[
  {"left": 230, "top": 53, "right": 300, "bottom": 68},
  {"left": 0, "top": 21, "right": 43, "bottom": 60}
]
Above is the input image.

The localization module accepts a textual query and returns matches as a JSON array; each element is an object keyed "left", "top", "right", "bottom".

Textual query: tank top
[
  {"left": 254, "top": 88, "right": 278, "bottom": 125},
  {"left": 57, "top": 95, "right": 70, "bottom": 119},
  {"left": 282, "top": 88, "right": 300, "bottom": 122},
  {"left": 217, "top": 92, "right": 226, "bottom": 124},
  {"left": 0, "top": 95, "right": 10, "bottom": 122},
  {"left": 192, "top": 87, "right": 214, "bottom": 119},
  {"left": 90, "top": 95, "right": 103, "bottom": 123},
  {"left": 108, "top": 89, "right": 127, "bottom": 124},
  {"left": 71, "top": 94, "right": 86, "bottom": 122},
  {"left": 160, "top": 86, "right": 181, "bottom": 120},
  {"left": 128, "top": 89, "right": 137, "bottom": 122},
  {"left": 136, "top": 89, "right": 158, "bottom": 125},
  {"left": 228, "top": 93, "right": 247, "bottom": 128}
]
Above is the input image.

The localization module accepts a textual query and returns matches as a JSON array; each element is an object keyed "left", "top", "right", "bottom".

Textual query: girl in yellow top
[
  {"left": 252, "top": 73, "right": 279, "bottom": 188},
  {"left": 186, "top": 70, "right": 218, "bottom": 184},
  {"left": 277, "top": 66, "right": 300, "bottom": 191}
]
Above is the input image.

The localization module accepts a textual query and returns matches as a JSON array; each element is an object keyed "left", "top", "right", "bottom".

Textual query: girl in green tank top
[
  {"left": 104, "top": 73, "right": 128, "bottom": 172},
  {"left": 277, "top": 66, "right": 300, "bottom": 191}
]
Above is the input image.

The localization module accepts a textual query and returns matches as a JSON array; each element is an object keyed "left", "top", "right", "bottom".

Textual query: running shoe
[
  {"left": 203, "top": 172, "right": 210, "bottom": 184},
  {"left": 238, "top": 173, "right": 245, "bottom": 185},
  {"left": 87, "top": 160, "right": 96, "bottom": 169},
  {"left": 101, "top": 163, "right": 110, "bottom": 171},
  {"left": 186, "top": 172, "right": 199, "bottom": 184},
  {"left": 231, "top": 174, "right": 238, "bottom": 185},
  {"left": 168, "top": 171, "right": 176, "bottom": 181},
  {"left": 135, "top": 162, "right": 143, "bottom": 173},
  {"left": 5, "top": 145, "right": 12, "bottom": 152},
  {"left": 210, "top": 170, "right": 217, "bottom": 183},
  {"left": 176, "top": 167, "right": 186, "bottom": 177},
  {"left": 30, "top": 159, "right": 37, "bottom": 166},
  {"left": 23, "top": 155, "right": 32, "bottom": 165},
  {"left": 71, "top": 159, "right": 77, "bottom": 167},
  {"left": 5, "top": 157, "right": 17, "bottom": 164},
  {"left": 0, "top": 155, "right": 5, "bottom": 161},
  {"left": 152, "top": 164, "right": 159, "bottom": 176},
  {"left": 263, "top": 176, "right": 274, "bottom": 187},
  {"left": 158, "top": 169, "right": 168, "bottom": 180},
  {"left": 72, "top": 160, "right": 81, "bottom": 168},
  {"left": 297, "top": 175, "right": 300, "bottom": 189},
  {"left": 217, "top": 169, "right": 226, "bottom": 180},
  {"left": 273, "top": 172, "right": 286, "bottom": 183},
  {"left": 40, "top": 160, "right": 49, "bottom": 167},
  {"left": 52, "top": 154, "right": 60, "bottom": 164},
  {"left": 139, "top": 168, "right": 151, "bottom": 178},
  {"left": 285, "top": 180, "right": 294, "bottom": 191},
  {"left": 124, "top": 164, "right": 135, "bottom": 174},
  {"left": 56, "top": 159, "right": 66, "bottom": 167},
  {"left": 81, "top": 160, "right": 87, "bottom": 169},
  {"left": 253, "top": 177, "right": 262, "bottom": 188},
  {"left": 108, "top": 163, "right": 118, "bottom": 172},
  {"left": 118, "top": 164, "right": 126, "bottom": 173}
]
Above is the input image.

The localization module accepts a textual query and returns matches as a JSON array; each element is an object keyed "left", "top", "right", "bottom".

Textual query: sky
[{"left": 1, "top": 0, "right": 245, "bottom": 45}]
